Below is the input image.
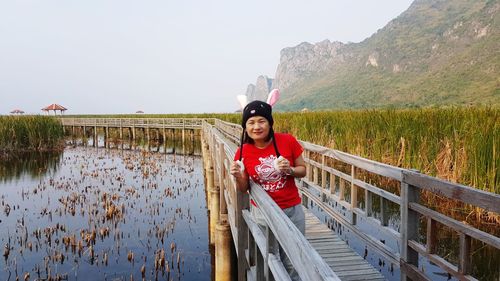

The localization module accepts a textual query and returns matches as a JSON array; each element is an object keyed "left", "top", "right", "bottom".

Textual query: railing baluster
[
  {"left": 350, "top": 165, "right": 358, "bottom": 224},
  {"left": 459, "top": 233, "right": 471, "bottom": 275},
  {"left": 400, "top": 180, "right": 420, "bottom": 281},
  {"left": 265, "top": 225, "right": 279, "bottom": 281},
  {"left": 426, "top": 217, "right": 437, "bottom": 254},
  {"left": 218, "top": 142, "right": 228, "bottom": 222}
]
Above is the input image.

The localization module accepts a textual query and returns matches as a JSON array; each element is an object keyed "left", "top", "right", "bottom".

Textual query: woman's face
[{"left": 245, "top": 116, "right": 270, "bottom": 142}]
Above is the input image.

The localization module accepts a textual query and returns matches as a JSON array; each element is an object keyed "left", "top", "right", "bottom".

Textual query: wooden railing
[
  {"left": 203, "top": 120, "right": 340, "bottom": 281},
  {"left": 60, "top": 118, "right": 206, "bottom": 129},
  {"left": 204, "top": 119, "right": 500, "bottom": 281}
]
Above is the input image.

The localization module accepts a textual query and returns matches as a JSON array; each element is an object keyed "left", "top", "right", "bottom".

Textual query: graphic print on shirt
[{"left": 253, "top": 155, "right": 286, "bottom": 192}]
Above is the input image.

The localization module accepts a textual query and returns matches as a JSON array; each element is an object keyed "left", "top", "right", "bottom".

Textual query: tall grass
[
  {"left": 66, "top": 107, "right": 498, "bottom": 193},
  {"left": 272, "top": 107, "right": 498, "bottom": 194},
  {"left": 0, "top": 115, "right": 64, "bottom": 153}
]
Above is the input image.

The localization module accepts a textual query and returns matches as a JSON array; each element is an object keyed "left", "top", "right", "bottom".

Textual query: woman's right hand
[
  {"left": 230, "top": 161, "right": 244, "bottom": 178},
  {"left": 230, "top": 160, "right": 249, "bottom": 192}
]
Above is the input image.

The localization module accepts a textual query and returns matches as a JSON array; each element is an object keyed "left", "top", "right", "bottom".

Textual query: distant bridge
[{"left": 62, "top": 117, "right": 500, "bottom": 281}]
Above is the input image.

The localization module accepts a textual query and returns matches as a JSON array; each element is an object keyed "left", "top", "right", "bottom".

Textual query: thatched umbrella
[
  {"left": 42, "top": 104, "right": 67, "bottom": 115},
  {"left": 10, "top": 109, "right": 25, "bottom": 115}
]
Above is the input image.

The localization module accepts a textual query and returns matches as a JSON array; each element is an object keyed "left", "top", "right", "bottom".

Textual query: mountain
[
  {"left": 245, "top": 75, "right": 274, "bottom": 103},
  {"left": 249, "top": 0, "right": 500, "bottom": 110}
]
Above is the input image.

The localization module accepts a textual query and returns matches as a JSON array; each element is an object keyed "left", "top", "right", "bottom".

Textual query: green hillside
[{"left": 278, "top": 0, "right": 500, "bottom": 110}]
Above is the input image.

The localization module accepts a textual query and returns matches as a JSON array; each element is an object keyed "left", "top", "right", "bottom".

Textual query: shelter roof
[{"left": 42, "top": 104, "right": 67, "bottom": 111}]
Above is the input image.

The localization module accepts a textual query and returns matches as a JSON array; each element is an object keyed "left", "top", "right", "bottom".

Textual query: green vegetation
[
  {"left": 67, "top": 106, "right": 499, "bottom": 193},
  {"left": 0, "top": 116, "right": 64, "bottom": 153},
  {"left": 273, "top": 107, "right": 498, "bottom": 194},
  {"left": 277, "top": 0, "right": 500, "bottom": 111}
]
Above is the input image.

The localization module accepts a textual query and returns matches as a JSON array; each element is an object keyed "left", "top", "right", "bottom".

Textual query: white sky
[{"left": 0, "top": 0, "right": 413, "bottom": 115}]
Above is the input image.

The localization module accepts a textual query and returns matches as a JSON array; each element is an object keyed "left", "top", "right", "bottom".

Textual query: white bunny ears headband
[
  {"left": 235, "top": 89, "right": 282, "bottom": 171},
  {"left": 236, "top": 88, "right": 280, "bottom": 110}
]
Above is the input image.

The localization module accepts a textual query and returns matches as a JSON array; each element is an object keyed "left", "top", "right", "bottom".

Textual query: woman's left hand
[{"left": 276, "top": 157, "right": 294, "bottom": 175}]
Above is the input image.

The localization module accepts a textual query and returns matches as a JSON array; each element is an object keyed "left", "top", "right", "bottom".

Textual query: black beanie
[
  {"left": 241, "top": 100, "right": 273, "bottom": 128},
  {"left": 239, "top": 100, "right": 280, "bottom": 161}
]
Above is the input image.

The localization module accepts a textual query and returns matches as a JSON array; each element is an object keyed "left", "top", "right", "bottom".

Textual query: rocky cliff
[{"left": 245, "top": 0, "right": 500, "bottom": 110}]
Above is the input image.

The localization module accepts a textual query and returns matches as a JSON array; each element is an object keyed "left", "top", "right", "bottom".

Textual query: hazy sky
[{"left": 0, "top": 0, "right": 413, "bottom": 115}]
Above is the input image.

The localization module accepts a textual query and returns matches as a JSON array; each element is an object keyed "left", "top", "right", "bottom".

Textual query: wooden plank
[
  {"left": 409, "top": 203, "right": 500, "bottom": 248},
  {"left": 300, "top": 141, "right": 404, "bottom": 181},
  {"left": 353, "top": 178, "right": 401, "bottom": 204},
  {"left": 303, "top": 209, "right": 385, "bottom": 281},
  {"left": 399, "top": 262, "right": 431, "bottom": 281},
  {"left": 268, "top": 254, "right": 292, "bottom": 281},
  {"left": 403, "top": 170, "right": 500, "bottom": 213},
  {"left": 250, "top": 182, "right": 341, "bottom": 281},
  {"left": 408, "top": 240, "right": 477, "bottom": 281},
  {"left": 301, "top": 187, "right": 401, "bottom": 265}
]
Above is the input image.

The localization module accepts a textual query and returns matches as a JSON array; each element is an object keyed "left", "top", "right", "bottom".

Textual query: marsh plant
[{"left": 0, "top": 115, "right": 64, "bottom": 153}]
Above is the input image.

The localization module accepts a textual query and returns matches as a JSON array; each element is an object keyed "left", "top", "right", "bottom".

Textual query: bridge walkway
[{"left": 304, "top": 209, "right": 385, "bottom": 281}]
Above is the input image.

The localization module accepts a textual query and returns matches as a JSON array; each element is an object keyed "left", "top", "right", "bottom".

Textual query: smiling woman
[
  {"left": 230, "top": 99, "right": 307, "bottom": 281},
  {"left": 0, "top": 116, "right": 64, "bottom": 154}
]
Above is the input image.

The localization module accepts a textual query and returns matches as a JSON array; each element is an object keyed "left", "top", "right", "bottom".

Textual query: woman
[{"left": 229, "top": 100, "right": 306, "bottom": 281}]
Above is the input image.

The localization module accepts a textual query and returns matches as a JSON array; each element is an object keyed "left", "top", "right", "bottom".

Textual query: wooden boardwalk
[
  {"left": 61, "top": 118, "right": 500, "bottom": 281},
  {"left": 304, "top": 210, "right": 385, "bottom": 281}
]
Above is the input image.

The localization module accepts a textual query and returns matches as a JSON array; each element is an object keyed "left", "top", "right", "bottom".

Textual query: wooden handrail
[{"left": 203, "top": 120, "right": 339, "bottom": 281}]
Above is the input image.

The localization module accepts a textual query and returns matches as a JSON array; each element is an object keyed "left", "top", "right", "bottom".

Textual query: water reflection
[
  {"left": 69, "top": 132, "right": 202, "bottom": 156},
  {"left": 0, "top": 145, "right": 210, "bottom": 280},
  {"left": 0, "top": 151, "right": 63, "bottom": 183}
]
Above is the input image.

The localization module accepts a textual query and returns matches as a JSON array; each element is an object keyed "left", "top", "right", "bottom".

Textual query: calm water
[{"left": 0, "top": 145, "right": 210, "bottom": 281}]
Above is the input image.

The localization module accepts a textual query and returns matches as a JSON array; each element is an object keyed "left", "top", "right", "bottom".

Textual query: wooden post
[
  {"left": 351, "top": 165, "right": 358, "bottom": 225},
  {"left": 146, "top": 127, "right": 150, "bottom": 151},
  {"left": 236, "top": 177, "right": 249, "bottom": 280},
  {"left": 380, "top": 197, "right": 389, "bottom": 226},
  {"left": 313, "top": 166, "right": 319, "bottom": 185},
  {"left": 255, "top": 234, "right": 265, "bottom": 280},
  {"left": 321, "top": 155, "right": 327, "bottom": 202},
  {"left": 365, "top": 189, "right": 372, "bottom": 217},
  {"left": 206, "top": 163, "right": 214, "bottom": 208},
  {"left": 459, "top": 233, "right": 471, "bottom": 275},
  {"left": 218, "top": 142, "right": 228, "bottom": 222},
  {"left": 306, "top": 150, "right": 312, "bottom": 182},
  {"left": 339, "top": 177, "right": 345, "bottom": 201},
  {"left": 215, "top": 222, "right": 233, "bottom": 281},
  {"left": 182, "top": 120, "right": 186, "bottom": 143},
  {"left": 105, "top": 126, "right": 109, "bottom": 148},
  {"left": 162, "top": 121, "right": 166, "bottom": 144},
  {"left": 94, "top": 126, "right": 97, "bottom": 147},
  {"left": 329, "top": 173, "right": 336, "bottom": 196},
  {"left": 82, "top": 126, "right": 87, "bottom": 146},
  {"left": 210, "top": 186, "right": 220, "bottom": 246},
  {"left": 400, "top": 179, "right": 420, "bottom": 281},
  {"left": 265, "top": 225, "right": 279, "bottom": 280},
  {"left": 214, "top": 139, "right": 233, "bottom": 281},
  {"left": 426, "top": 217, "right": 437, "bottom": 254}
]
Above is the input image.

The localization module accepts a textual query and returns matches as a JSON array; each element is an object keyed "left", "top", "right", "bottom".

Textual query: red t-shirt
[{"left": 234, "top": 133, "right": 303, "bottom": 209}]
